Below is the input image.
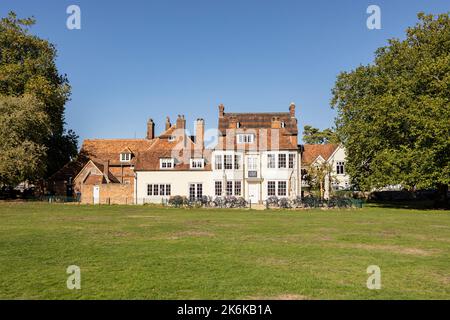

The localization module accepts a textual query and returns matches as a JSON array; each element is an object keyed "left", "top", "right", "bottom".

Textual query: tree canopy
[
  {"left": 0, "top": 12, "right": 78, "bottom": 185},
  {"left": 303, "top": 125, "right": 339, "bottom": 144},
  {"left": 331, "top": 13, "right": 450, "bottom": 197}
]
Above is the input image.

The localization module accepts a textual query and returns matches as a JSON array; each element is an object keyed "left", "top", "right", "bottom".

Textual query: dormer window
[
  {"left": 190, "top": 158, "right": 205, "bottom": 169},
  {"left": 160, "top": 158, "right": 174, "bottom": 169},
  {"left": 120, "top": 153, "right": 131, "bottom": 162},
  {"left": 281, "top": 122, "right": 286, "bottom": 128},
  {"left": 237, "top": 134, "right": 255, "bottom": 144},
  {"left": 236, "top": 122, "right": 241, "bottom": 128}
]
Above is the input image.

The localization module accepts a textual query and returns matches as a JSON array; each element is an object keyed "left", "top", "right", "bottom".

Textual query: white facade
[
  {"left": 328, "top": 146, "right": 350, "bottom": 190},
  {"left": 135, "top": 149, "right": 302, "bottom": 204},
  {"left": 135, "top": 170, "right": 212, "bottom": 204},
  {"left": 211, "top": 150, "right": 301, "bottom": 204}
]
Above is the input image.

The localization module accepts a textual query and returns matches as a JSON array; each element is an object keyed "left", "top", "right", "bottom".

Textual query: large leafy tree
[
  {"left": 303, "top": 125, "right": 339, "bottom": 144},
  {"left": 331, "top": 13, "right": 450, "bottom": 202},
  {"left": 0, "top": 95, "right": 50, "bottom": 186},
  {"left": 0, "top": 12, "right": 78, "bottom": 184}
]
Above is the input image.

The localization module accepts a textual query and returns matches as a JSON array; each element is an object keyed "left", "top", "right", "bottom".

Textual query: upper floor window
[
  {"left": 267, "top": 154, "right": 276, "bottom": 168},
  {"left": 236, "top": 122, "right": 241, "bottom": 128},
  {"left": 247, "top": 157, "right": 258, "bottom": 170},
  {"left": 120, "top": 153, "right": 131, "bottom": 162},
  {"left": 237, "top": 134, "right": 255, "bottom": 144},
  {"left": 168, "top": 136, "right": 176, "bottom": 142},
  {"left": 289, "top": 154, "right": 296, "bottom": 169},
  {"left": 336, "top": 161, "right": 345, "bottom": 175},
  {"left": 190, "top": 158, "right": 205, "bottom": 169},
  {"left": 160, "top": 158, "right": 174, "bottom": 169},
  {"left": 278, "top": 154, "right": 286, "bottom": 168},
  {"left": 281, "top": 122, "right": 286, "bottom": 128},
  {"left": 224, "top": 155, "right": 233, "bottom": 170},
  {"left": 234, "top": 155, "right": 241, "bottom": 170},
  {"left": 215, "top": 155, "right": 223, "bottom": 170}
]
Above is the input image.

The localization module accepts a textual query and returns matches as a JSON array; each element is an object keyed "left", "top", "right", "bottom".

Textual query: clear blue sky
[{"left": 1, "top": 0, "right": 449, "bottom": 145}]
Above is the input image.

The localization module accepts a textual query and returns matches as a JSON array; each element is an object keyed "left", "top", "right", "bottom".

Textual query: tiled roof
[
  {"left": 134, "top": 130, "right": 211, "bottom": 171},
  {"left": 81, "top": 139, "right": 155, "bottom": 165},
  {"left": 214, "top": 128, "right": 298, "bottom": 151},
  {"left": 302, "top": 144, "right": 339, "bottom": 165},
  {"left": 218, "top": 112, "right": 298, "bottom": 135}
]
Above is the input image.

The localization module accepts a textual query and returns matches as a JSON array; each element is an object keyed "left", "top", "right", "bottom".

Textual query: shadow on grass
[{"left": 367, "top": 200, "right": 449, "bottom": 211}]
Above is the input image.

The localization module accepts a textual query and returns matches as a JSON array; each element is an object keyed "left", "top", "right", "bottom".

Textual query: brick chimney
[
  {"left": 229, "top": 116, "right": 238, "bottom": 129},
  {"left": 271, "top": 116, "right": 281, "bottom": 129},
  {"left": 165, "top": 116, "right": 171, "bottom": 131},
  {"left": 176, "top": 115, "right": 186, "bottom": 129},
  {"left": 289, "top": 102, "right": 296, "bottom": 118},
  {"left": 218, "top": 104, "right": 225, "bottom": 117},
  {"left": 195, "top": 118, "right": 204, "bottom": 149},
  {"left": 146, "top": 118, "right": 155, "bottom": 140}
]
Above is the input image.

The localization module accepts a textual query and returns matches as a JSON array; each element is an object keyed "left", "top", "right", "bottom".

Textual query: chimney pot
[
  {"left": 218, "top": 104, "right": 225, "bottom": 117},
  {"left": 289, "top": 102, "right": 296, "bottom": 117}
]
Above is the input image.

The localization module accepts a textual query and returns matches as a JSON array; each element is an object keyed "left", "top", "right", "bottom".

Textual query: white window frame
[
  {"left": 237, "top": 134, "right": 255, "bottom": 144},
  {"left": 168, "top": 136, "right": 176, "bottom": 142},
  {"left": 190, "top": 158, "right": 205, "bottom": 169},
  {"left": 148, "top": 184, "right": 171, "bottom": 196},
  {"left": 267, "top": 154, "right": 276, "bottom": 169},
  {"left": 215, "top": 155, "right": 223, "bottom": 170},
  {"left": 120, "top": 153, "right": 131, "bottom": 162},
  {"left": 160, "top": 158, "right": 174, "bottom": 169},
  {"left": 336, "top": 161, "right": 345, "bottom": 175},
  {"left": 247, "top": 157, "right": 258, "bottom": 170},
  {"left": 278, "top": 154, "right": 287, "bottom": 169}
]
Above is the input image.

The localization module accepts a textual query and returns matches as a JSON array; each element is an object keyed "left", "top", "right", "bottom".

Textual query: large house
[{"left": 48, "top": 103, "right": 350, "bottom": 204}]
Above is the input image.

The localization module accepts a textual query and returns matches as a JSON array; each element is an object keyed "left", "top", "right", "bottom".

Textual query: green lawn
[{"left": 0, "top": 203, "right": 449, "bottom": 300}]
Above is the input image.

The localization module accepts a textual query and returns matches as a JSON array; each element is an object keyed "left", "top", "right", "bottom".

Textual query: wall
[
  {"left": 135, "top": 170, "right": 213, "bottom": 204},
  {"left": 328, "top": 146, "right": 350, "bottom": 189},
  {"left": 80, "top": 182, "right": 134, "bottom": 204}
]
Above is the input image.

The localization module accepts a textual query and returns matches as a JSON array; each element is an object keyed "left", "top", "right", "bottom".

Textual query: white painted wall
[
  {"left": 328, "top": 146, "right": 350, "bottom": 189},
  {"left": 135, "top": 171, "right": 213, "bottom": 204}
]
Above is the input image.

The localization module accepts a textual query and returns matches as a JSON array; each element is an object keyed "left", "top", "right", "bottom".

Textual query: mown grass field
[{"left": 0, "top": 202, "right": 449, "bottom": 300}]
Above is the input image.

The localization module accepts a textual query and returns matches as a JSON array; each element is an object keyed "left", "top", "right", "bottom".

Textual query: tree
[
  {"left": 303, "top": 125, "right": 339, "bottom": 144},
  {"left": 0, "top": 95, "right": 50, "bottom": 186},
  {"left": 331, "top": 12, "right": 450, "bottom": 205},
  {"left": 306, "top": 161, "right": 335, "bottom": 199},
  {"left": 0, "top": 11, "right": 78, "bottom": 182}
]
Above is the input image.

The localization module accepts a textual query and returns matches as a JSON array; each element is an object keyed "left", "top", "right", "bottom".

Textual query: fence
[{"left": 28, "top": 195, "right": 363, "bottom": 209}]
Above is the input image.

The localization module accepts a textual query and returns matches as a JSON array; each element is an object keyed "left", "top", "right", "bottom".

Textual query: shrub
[
  {"left": 266, "top": 196, "right": 279, "bottom": 207},
  {"left": 168, "top": 195, "right": 184, "bottom": 207},
  {"left": 278, "top": 197, "right": 291, "bottom": 208}
]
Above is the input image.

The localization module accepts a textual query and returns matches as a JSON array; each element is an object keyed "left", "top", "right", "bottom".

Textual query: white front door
[
  {"left": 248, "top": 183, "right": 260, "bottom": 204},
  {"left": 93, "top": 185, "right": 100, "bottom": 204}
]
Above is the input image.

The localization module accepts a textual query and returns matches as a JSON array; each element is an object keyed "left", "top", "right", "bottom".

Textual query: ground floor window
[
  {"left": 147, "top": 184, "right": 171, "bottom": 196},
  {"left": 234, "top": 181, "right": 242, "bottom": 196},
  {"left": 189, "top": 183, "right": 203, "bottom": 200},
  {"left": 277, "top": 181, "right": 287, "bottom": 196},
  {"left": 226, "top": 181, "right": 233, "bottom": 196},
  {"left": 267, "top": 181, "right": 287, "bottom": 197},
  {"left": 215, "top": 181, "right": 222, "bottom": 196},
  {"left": 216, "top": 180, "right": 242, "bottom": 197},
  {"left": 267, "top": 181, "right": 276, "bottom": 196}
]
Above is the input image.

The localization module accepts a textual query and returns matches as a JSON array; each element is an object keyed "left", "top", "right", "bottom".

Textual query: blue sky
[{"left": 1, "top": 0, "right": 449, "bottom": 144}]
